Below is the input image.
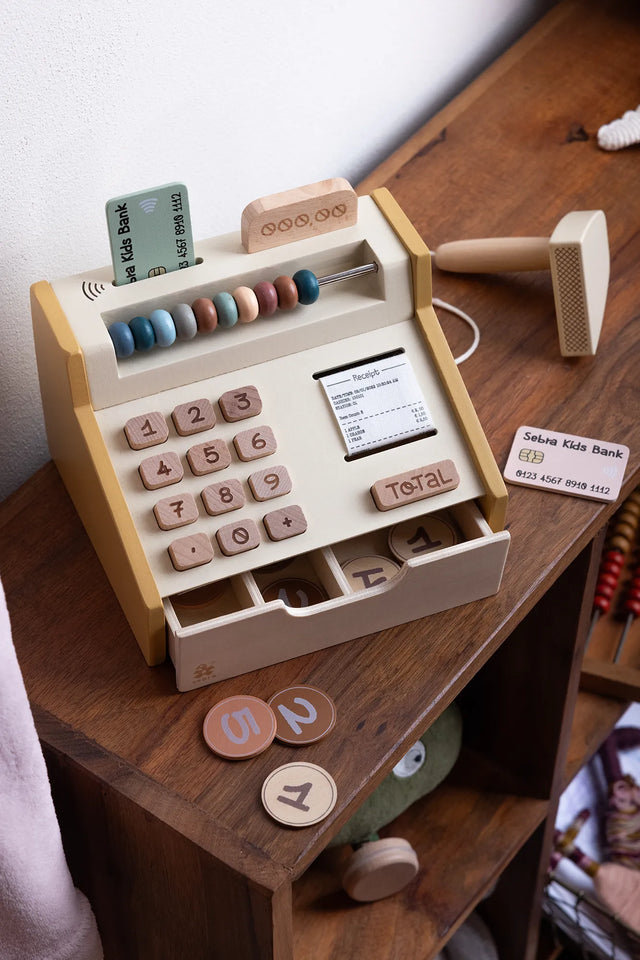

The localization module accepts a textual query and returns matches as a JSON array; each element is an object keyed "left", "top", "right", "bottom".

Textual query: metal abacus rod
[{"left": 108, "top": 262, "right": 379, "bottom": 359}]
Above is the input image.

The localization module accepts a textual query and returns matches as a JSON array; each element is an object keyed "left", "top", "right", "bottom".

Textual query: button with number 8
[{"left": 262, "top": 762, "right": 337, "bottom": 827}]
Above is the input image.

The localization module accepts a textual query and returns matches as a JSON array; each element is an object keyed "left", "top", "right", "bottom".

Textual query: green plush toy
[{"left": 330, "top": 702, "right": 463, "bottom": 901}]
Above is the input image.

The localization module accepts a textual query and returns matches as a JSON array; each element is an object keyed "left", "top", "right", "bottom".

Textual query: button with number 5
[{"left": 262, "top": 762, "right": 337, "bottom": 827}]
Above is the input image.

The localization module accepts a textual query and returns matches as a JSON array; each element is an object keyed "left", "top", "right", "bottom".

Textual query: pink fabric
[{"left": 0, "top": 578, "right": 103, "bottom": 960}]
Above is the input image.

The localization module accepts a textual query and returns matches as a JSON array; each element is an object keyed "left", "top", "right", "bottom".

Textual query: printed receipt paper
[
  {"left": 318, "top": 353, "right": 434, "bottom": 457},
  {"left": 504, "top": 425, "right": 629, "bottom": 502}
]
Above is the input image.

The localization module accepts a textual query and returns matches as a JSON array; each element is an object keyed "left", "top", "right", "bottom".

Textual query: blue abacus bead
[
  {"left": 150, "top": 308, "right": 176, "bottom": 347},
  {"left": 213, "top": 291, "right": 239, "bottom": 328},
  {"left": 108, "top": 321, "right": 135, "bottom": 358},
  {"left": 129, "top": 315, "right": 156, "bottom": 351},
  {"left": 172, "top": 303, "right": 198, "bottom": 340},
  {"left": 293, "top": 269, "right": 320, "bottom": 305}
]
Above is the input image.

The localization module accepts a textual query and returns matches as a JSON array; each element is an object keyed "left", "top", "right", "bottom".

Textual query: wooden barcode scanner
[
  {"left": 433, "top": 210, "right": 610, "bottom": 357},
  {"left": 31, "top": 177, "right": 510, "bottom": 691}
]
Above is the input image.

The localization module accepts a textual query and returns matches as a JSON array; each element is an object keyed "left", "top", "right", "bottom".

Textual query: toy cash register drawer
[{"left": 31, "top": 182, "right": 510, "bottom": 690}]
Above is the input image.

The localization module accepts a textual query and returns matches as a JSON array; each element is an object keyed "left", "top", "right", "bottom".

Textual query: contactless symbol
[
  {"left": 261, "top": 762, "right": 337, "bottom": 827},
  {"left": 268, "top": 686, "right": 337, "bottom": 745},
  {"left": 341, "top": 556, "right": 400, "bottom": 591},
  {"left": 203, "top": 695, "right": 276, "bottom": 760},
  {"left": 388, "top": 513, "right": 458, "bottom": 562}
]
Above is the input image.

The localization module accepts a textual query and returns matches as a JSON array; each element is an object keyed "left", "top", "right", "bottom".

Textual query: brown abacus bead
[
  {"left": 609, "top": 534, "right": 633, "bottom": 551},
  {"left": 192, "top": 298, "right": 218, "bottom": 332},
  {"left": 273, "top": 275, "right": 299, "bottom": 310},
  {"left": 254, "top": 281, "right": 278, "bottom": 316}
]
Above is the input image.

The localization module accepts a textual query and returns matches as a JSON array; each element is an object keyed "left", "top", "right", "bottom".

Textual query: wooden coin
[
  {"left": 388, "top": 513, "right": 458, "bottom": 561},
  {"left": 262, "top": 578, "right": 327, "bottom": 606},
  {"left": 268, "top": 685, "right": 337, "bottom": 745},
  {"left": 261, "top": 762, "right": 337, "bottom": 827},
  {"left": 342, "top": 838, "right": 419, "bottom": 901},
  {"left": 341, "top": 555, "right": 400, "bottom": 591},
  {"left": 203, "top": 695, "right": 276, "bottom": 760}
]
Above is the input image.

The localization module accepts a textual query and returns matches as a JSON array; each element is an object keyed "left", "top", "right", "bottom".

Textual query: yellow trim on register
[
  {"left": 30, "top": 280, "right": 165, "bottom": 664},
  {"left": 370, "top": 188, "right": 508, "bottom": 533}
]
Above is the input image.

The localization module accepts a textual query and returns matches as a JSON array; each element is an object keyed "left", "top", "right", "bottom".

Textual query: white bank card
[
  {"left": 318, "top": 352, "right": 435, "bottom": 458},
  {"left": 504, "top": 425, "right": 629, "bottom": 502}
]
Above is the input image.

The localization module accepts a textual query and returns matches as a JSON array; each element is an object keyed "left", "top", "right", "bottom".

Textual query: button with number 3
[{"left": 262, "top": 762, "right": 337, "bottom": 827}]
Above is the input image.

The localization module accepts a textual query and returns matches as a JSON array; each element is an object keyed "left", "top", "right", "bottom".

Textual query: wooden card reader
[{"left": 31, "top": 180, "right": 510, "bottom": 690}]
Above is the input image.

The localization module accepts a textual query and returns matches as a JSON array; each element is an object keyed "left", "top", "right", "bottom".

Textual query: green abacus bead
[{"left": 293, "top": 269, "right": 320, "bottom": 305}]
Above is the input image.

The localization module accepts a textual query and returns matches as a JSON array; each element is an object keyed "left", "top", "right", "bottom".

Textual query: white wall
[{"left": 0, "top": 0, "right": 552, "bottom": 500}]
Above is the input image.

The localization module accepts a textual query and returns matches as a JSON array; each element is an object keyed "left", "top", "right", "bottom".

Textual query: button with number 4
[
  {"left": 268, "top": 685, "right": 337, "bottom": 745},
  {"left": 262, "top": 762, "right": 337, "bottom": 827}
]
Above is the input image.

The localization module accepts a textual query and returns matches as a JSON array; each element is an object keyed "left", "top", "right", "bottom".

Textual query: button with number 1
[{"left": 262, "top": 762, "right": 337, "bottom": 827}]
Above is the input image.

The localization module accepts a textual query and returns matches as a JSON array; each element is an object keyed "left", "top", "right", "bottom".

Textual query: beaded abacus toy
[{"left": 31, "top": 179, "right": 510, "bottom": 690}]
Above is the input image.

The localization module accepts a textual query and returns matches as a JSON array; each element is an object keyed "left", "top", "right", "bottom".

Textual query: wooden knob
[{"left": 342, "top": 838, "right": 419, "bottom": 902}]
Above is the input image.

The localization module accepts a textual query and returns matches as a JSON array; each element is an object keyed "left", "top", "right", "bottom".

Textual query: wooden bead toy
[{"left": 107, "top": 262, "right": 378, "bottom": 358}]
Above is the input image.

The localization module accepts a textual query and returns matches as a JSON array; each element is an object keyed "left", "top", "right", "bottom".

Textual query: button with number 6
[
  {"left": 268, "top": 685, "right": 337, "bottom": 745},
  {"left": 262, "top": 762, "right": 338, "bottom": 827}
]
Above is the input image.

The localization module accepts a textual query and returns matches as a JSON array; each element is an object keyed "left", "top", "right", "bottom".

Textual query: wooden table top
[{"left": 1, "top": 0, "right": 638, "bottom": 893}]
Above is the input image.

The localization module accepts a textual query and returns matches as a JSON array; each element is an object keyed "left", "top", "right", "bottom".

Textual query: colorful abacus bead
[
  {"left": 129, "top": 315, "right": 155, "bottom": 351},
  {"left": 108, "top": 321, "right": 135, "bottom": 358},
  {"left": 273, "top": 275, "right": 298, "bottom": 310},
  {"left": 233, "top": 286, "right": 259, "bottom": 323},
  {"left": 293, "top": 269, "right": 320, "bottom": 305},
  {"left": 173, "top": 303, "right": 198, "bottom": 339},
  {"left": 149, "top": 309, "right": 176, "bottom": 347},
  {"left": 192, "top": 298, "right": 218, "bottom": 332},
  {"left": 213, "top": 291, "right": 239, "bottom": 328},
  {"left": 253, "top": 281, "right": 278, "bottom": 316}
]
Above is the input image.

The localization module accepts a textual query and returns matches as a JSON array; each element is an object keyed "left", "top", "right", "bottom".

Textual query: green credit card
[{"left": 106, "top": 182, "right": 195, "bottom": 285}]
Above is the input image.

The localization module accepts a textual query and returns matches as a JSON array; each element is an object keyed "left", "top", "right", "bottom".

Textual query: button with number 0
[
  {"left": 203, "top": 695, "right": 277, "bottom": 759},
  {"left": 268, "top": 685, "right": 337, "bottom": 745},
  {"left": 261, "top": 762, "right": 338, "bottom": 827}
]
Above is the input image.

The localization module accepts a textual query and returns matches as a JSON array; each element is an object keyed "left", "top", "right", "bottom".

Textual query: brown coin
[
  {"left": 268, "top": 685, "right": 337, "bottom": 745},
  {"left": 261, "top": 762, "right": 337, "bottom": 827},
  {"left": 172, "top": 580, "right": 228, "bottom": 608},
  {"left": 262, "top": 578, "right": 327, "bottom": 606},
  {"left": 341, "top": 555, "right": 400, "bottom": 592},
  {"left": 203, "top": 695, "right": 276, "bottom": 760},
  {"left": 388, "top": 513, "right": 458, "bottom": 561}
]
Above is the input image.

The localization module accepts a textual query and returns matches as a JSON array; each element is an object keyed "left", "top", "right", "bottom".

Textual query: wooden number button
[
  {"left": 341, "top": 556, "right": 400, "bottom": 591},
  {"left": 202, "top": 479, "right": 245, "bottom": 516},
  {"left": 261, "top": 762, "right": 337, "bottom": 827},
  {"left": 234, "top": 425, "right": 277, "bottom": 462},
  {"left": 139, "top": 451, "right": 183, "bottom": 490},
  {"left": 371, "top": 459, "right": 460, "bottom": 511},
  {"left": 388, "top": 513, "right": 459, "bottom": 561},
  {"left": 262, "top": 579, "right": 328, "bottom": 606},
  {"left": 172, "top": 398, "right": 216, "bottom": 436},
  {"left": 216, "top": 518, "right": 261, "bottom": 556},
  {"left": 187, "top": 439, "right": 231, "bottom": 476},
  {"left": 263, "top": 505, "right": 307, "bottom": 542},
  {"left": 203, "top": 695, "right": 276, "bottom": 760},
  {"left": 248, "top": 465, "right": 292, "bottom": 502},
  {"left": 154, "top": 492, "right": 199, "bottom": 530},
  {"left": 168, "top": 532, "right": 214, "bottom": 571},
  {"left": 219, "top": 385, "right": 262, "bottom": 422},
  {"left": 268, "top": 686, "right": 337, "bottom": 745},
  {"left": 124, "top": 411, "right": 169, "bottom": 450}
]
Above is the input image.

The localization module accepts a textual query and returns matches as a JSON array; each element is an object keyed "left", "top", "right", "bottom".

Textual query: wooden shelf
[{"left": 1, "top": 1, "right": 639, "bottom": 959}]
